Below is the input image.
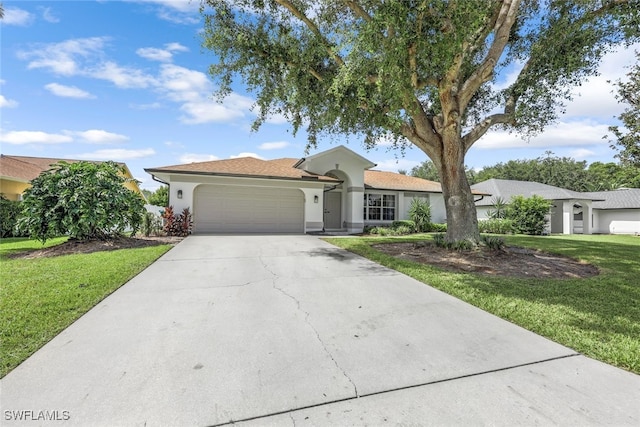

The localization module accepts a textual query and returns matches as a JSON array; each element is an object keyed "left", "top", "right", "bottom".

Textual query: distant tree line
[{"left": 406, "top": 151, "right": 639, "bottom": 191}]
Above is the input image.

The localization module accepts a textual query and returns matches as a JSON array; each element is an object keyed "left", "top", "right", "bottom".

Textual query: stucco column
[
  {"left": 583, "top": 201, "right": 592, "bottom": 235},
  {"left": 562, "top": 200, "right": 573, "bottom": 235},
  {"left": 346, "top": 186, "right": 364, "bottom": 233}
]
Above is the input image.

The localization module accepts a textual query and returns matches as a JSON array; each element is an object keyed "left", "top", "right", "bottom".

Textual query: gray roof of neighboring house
[
  {"left": 583, "top": 189, "right": 640, "bottom": 209},
  {"left": 471, "top": 179, "right": 604, "bottom": 206}
]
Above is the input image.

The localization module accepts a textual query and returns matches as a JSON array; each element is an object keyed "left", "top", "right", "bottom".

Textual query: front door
[{"left": 323, "top": 192, "right": 342, "bottom": 229}]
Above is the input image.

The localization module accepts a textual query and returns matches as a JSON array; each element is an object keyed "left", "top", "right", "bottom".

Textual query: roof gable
[{"left": 295, "top": 145, "right": 376, "bottom": 173}]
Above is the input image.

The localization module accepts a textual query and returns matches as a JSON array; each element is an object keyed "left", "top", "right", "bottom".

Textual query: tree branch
[
  {"left": 274, "top": 0, "right": 345, "bottom": 67},
  {"left": 462, "top": 112, "right": 514, "bottom": 152},
  {"left": 459, "top": 0, "right": 520, "bottom": 111},
  {"left": 343, "top": 0, "right": 372, "bottom": 22}
]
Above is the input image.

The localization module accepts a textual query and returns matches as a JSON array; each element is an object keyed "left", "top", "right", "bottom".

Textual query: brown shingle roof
[
  {"left": 0, "top": 155, "right": 133, "bottom": 182},
  {"left": 146, "top": 157, "right": 338, "bottom": 182},
  {"left": 365, "top": 170, "right": 442, "bottom": 192}
]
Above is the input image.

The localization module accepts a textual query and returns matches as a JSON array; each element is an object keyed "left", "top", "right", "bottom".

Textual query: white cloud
[
  {"left": 372, "top": 158, "right": 421, "bottom": 173},
  {"left": 18, "top": 37, "right": 109, "bottom": 76},
  {"left": 89, "top": 61, "right": 156, "bottom": 89},
  {"left": 136, "top": 47, "right": 174, "bottom": 62},
  {"left": 229, "top": 152, "right": 264, "bottom": 159},
  {"left": 136, "top": 43, "right": 189, "bottom": 62},
  {"left": 157, "top": 64, "right": 255, "bottom": 124},
  {"left": 259, "top": 141, "right": 290, "bottom": 150},
  {"left": 45, "top": 83, "right": 95, "bottom": 99},
  {"left": 126, "top": 0, "right": 200, "bottom": 24},
  {"left": 2, "top": 7, "right": 34, "bottom": 26},
  {"left": 0, "top": 130, "right": 73, "bottom": 145},
  {"left": 75, "top": 148, "right": 156, "bottom": 160},
  {"left": 66, "top": 129, "right": 129, "bottom": 144},
  {"left": 475, "top": 120, "right": 611, "bottom": 150},
  {"left": 569, "top": 148, "right": 597, "bottom": 159},
  {"left": 179, "top": 153, "right": 219, "bottom": 163},
  {"left": 0, "top": 95, "right": 18, "bottom": 108},
  {"left": 38, "top": 6, "right": 60, "bottom": 23}
]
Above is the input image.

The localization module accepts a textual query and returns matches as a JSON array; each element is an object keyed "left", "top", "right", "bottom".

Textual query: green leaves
[{"left": 17, "top": 161, "right": 145, "bottom": 243}]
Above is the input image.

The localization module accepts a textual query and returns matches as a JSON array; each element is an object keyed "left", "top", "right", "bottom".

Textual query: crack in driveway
[{"left": 258, "top": 256, "right": 360, "bottom": 399}]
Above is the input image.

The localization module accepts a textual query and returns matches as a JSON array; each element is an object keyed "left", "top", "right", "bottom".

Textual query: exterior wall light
[
  {"left": 177, "top": 189, "right": 183, "bottom": 199},
  {"left": 314, "top": 195, "right": 319, "bottom": 203}
]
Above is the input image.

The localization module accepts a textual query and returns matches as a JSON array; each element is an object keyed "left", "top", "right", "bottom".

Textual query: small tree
[
  {"left": 408, "top": 198, "right": 431, "bottom": 233},
  {"left": 505, "top": 195, "right": 551, "bottom": 236},
  {"left": 148, "top": 185, "right": 169, "bottom": 207},
  {"left": 17, "top": 161, "right": 145, "bottom": 243}
]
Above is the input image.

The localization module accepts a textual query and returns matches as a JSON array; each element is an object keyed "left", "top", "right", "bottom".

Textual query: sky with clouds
[{"left": 0, "top": 1, "right": 636, "bottom": 190}]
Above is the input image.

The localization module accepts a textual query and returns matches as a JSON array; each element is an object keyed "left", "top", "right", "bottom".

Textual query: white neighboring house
[
  {"left": 583, "top": 189, "right": 640, "bottom": 235},
  {"left": 471, "top": 179, "right": 640, "bottom": 235},
  {"left": 145, "top": 145, "right": 487, "bottom": 234}
]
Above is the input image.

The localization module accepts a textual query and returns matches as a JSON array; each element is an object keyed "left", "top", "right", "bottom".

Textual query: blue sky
[{"left": 1, "top": 1, "right": 636, "bottom": 191}]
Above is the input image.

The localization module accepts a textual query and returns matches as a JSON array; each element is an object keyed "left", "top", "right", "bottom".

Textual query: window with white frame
[{"left": 364, "top": 193, "right": 396, "bottom": 220}]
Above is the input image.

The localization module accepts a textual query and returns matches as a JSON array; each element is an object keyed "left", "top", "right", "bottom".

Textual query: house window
[{"left": 364, "top": 193, "right": 395, "bottom": 220}]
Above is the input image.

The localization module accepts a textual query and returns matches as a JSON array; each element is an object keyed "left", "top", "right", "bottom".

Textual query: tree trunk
[{"left": 436, "top": 134, "right": 480, "bottom": 245}]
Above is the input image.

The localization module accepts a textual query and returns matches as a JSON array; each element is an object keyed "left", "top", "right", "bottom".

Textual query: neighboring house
[
  {"left": 0, "top": 154, "right": 145, "bottom": 201},
  {"left": 145, "top": 145, "right": 486, "bottom": 234},
  {"left": 471, "top": 179, "right": 640, "bottom": 235},
  {"left": 583, "top": 189, "right": 640, "bottom": 235}
]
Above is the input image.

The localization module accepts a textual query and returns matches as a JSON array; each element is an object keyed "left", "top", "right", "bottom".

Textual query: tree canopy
[
  {"left": 609, "top": 52, "right": 640, "bottom": 171},
  {"left": 200, "top": 0, "right": 638, "bottom": 243},
  {"left": 18, "top": 161, "right": 145, "bottom": 243}
]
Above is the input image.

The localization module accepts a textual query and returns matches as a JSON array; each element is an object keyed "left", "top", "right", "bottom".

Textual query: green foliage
[
  {"left": 392, "top": 220, "right": 416, "bottom": 232},
  {"left": 487, "top": 196, "right": 508, "bottom": 219},
  {"left": 0, "top": 196, "right": 23, "bottom": 238},
  {"left": 141, "top": 212, "right": 163, "bottom": 237},
  {"left": 17, "top": 161, "right": 145, "bottom": 243},
  {"left": 429, "top": 223, "right": 448, "bottom": 233},
  {"left": 505, "top": 195, "right": 551, "bottom": 235},
  {"left": 408, "top": 198, "right": 432, "bottom": 232},
  {"left": 162, "top": 206, "right": 193, "bottom": 237},
  {"left": 148, "top": 185, "right": 169, "bottom": 207},
  {"left": 478, "top": 218, "right": 515, "bottom": 234},
  {"left": 480, "top": 235, "right": 506, "bottom": 251},
  {"left": 609, "top": 52, "right": 640, "bottom": 169}
]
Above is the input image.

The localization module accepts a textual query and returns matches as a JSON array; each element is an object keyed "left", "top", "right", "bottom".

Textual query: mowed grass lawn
[
  {"left": 0, "top": 237, "right": 172, "bottom": 378},
  {"left": 326, "top": 234, "right": 640, "bottom": 374}
]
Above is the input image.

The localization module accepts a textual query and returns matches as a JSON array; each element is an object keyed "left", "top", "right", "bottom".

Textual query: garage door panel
[{"left": 194, "top": 185, "right": 304, "bottom": 233}]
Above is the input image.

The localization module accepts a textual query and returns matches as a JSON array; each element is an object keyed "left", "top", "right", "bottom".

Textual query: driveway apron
[{"left": 1, "top": 235, "right": 639, "bottom": 426}]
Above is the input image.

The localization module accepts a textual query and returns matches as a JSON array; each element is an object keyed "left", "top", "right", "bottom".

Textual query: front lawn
[
  {"left": 0, "top": 237, "right": 172, "bottom": 378},
  {"left": 326, "top": 234, "right": 640, "bottom": 374}
]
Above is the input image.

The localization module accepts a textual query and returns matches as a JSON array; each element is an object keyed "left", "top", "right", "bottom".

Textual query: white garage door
[{"left": 193, "top": 185, "right": 304, "bottom": 233}]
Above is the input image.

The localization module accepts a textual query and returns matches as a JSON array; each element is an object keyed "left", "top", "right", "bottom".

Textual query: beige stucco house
[{"left": 146, "top": 145, "right": 485, "bottom": 234}]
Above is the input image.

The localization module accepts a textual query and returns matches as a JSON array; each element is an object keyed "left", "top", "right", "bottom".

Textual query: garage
[{"left": 193, "top": 185, "right": 304, "bottom": 233}]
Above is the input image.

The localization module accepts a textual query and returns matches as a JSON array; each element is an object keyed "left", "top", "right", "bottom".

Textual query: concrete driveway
[{"left": 1, "top": 235, "right": 639, "bottom": 426}]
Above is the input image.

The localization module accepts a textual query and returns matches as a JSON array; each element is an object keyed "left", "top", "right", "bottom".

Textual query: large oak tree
[{"left": 200, "top": 0, "right": 638, "bottom": 243}]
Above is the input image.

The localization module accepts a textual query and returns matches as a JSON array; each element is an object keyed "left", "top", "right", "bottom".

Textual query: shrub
[
  {"left": 481, "top": 235, "right": 506, "bottom": 251},
  {"left": 408, "top": 198, "right": 431, "bottom": 232},
  {"left": 432, "top": 233, "right": 446, "bottom": 247},
  {"left": 0, "top": 196, "right": 23, "bottom": 238},
  {"left": 486, "top": 196, "right": 508, "bottom": 219},
  {"left": 429, "top": 223, "right": 447, "bottom": 232},
  {"left": 17, "top": 161, "right": 145, "bottom": 243},
  {"left": 478, "top": 218, "right": 515, "bottom": 234},
  {"left": 141, "top": 212, "right": 163, "bottom": 237},
  {"left": 162, "top": 206, "right": 193, "bottom": 236},
  {"left": 505, "top": 195, "right": 551, "bottom": 235},
  {"left": 392, "top": 220, "right": 416, "bottom": 232}
]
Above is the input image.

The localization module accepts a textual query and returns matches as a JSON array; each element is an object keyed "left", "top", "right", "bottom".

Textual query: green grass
[
  {"left": 325, "top": 234, "right": 640, "bottom": 374},
  {"left": 0, "top": 237, "right": 172, "bottom": 378}
]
